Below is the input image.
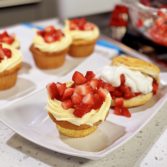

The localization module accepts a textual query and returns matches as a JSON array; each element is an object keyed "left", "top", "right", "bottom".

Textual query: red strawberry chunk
[
  {"left": 47, "top": 82, "right": 59, "bottom": 100},
  {"left": 98, "top": 88, "right": 107, "bottom": 101},
  {"left": 120, "top": 74, "right": 125, "bottom": 85},
  {"left": 75, "top": 84, "right": 92, "bottom": 96},
  {"left": 89, "top": 79, "right": 100, "bottom": 90},
  {"left": 3, "top": 48, "right": 12, "bottom": 58},
  {"left": 71, "top": 93, "right": 83, "bottom": 105},
  {"left": 56, "top": 83, "right": 66, "bottom": 97},
  {"left": 85, "top": 71, "right": 95, "bottom": 81},
  {"left": 114, "top": 107, "right": 122, "bottom": 115},
  {"left": 72, "top": 71, "right": 87, "bottom": 85},
  {"left": 122, "top": 107, "right": 131, "bottom": 117},
  {"left": 45, "top": 25, "right": 56, "bottom": 33},
  {"left": 113, "top": 90, "right": 123, "bottom": 97},
  {"left": 62, "top": 99, "right": 73, "bottom": 109},
  {"left": 123, "top": 86, "right": 134, "bottom": 99},
  {"left": 73, "top": 103, "right": 92, "bottom": 118},
  {"left": 44, "top": 34, "right": 55, "bottom": 43},
  {"left": 62, "top": 88, "right": 74, "bottom": 100},
  {"left": 93, "top": 93, "right": 103, "bottom": 110},
  {"left": 82, "top": 93, "right": 94, "bottom": 107},
  {"left": 115, "top": 98, "right": 124, "bottom": 107},
  {"left": 153, "top": 81, "right": 158, "bottom": 95},
  {"left": 103, "top": 83, "right": 115, "bottom": 92}
]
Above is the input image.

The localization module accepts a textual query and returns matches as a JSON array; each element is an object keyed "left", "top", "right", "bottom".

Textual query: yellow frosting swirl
[
  {"left": 11, "top": 37, "right": 20, "bottom": 49},
  {"left": 47, "top": 93, "right": 112, "bottom": 126},
  {"left": 0, "top": 43, "right": 22, "bottom": 73},
  {"left": 32, "top": 30, "right": 72, "bottom": 53},
  {"left": 64, "top": 20, "right": 100, "bottom": 41}
]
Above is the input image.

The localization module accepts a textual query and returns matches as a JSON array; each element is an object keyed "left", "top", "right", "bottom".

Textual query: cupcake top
[
  {"left": 0, "top": 31, "right": 20, "bottom": 49},
  {"left": 46, "top": 71, "right": 112, "bottom": 126},
  {"left": 64, "top": 18, "right": 100, "bottom": 42},
  {"left": 32, "top": 25, "right": 72, "bottom": 53},
  {"left": 0, "top": 43, "right": 22, "bottom": 73}
]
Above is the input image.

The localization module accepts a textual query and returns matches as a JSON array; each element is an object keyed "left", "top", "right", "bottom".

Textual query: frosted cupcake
[
  {"left": 0, "top": 43, "right": 22, "bottom": 90},
  {"left": 30, "top": 25, "right": 72, "bottom": 69},
  {"left": 0, "top": 31, "right": 20, "bottom": 49},
  {"left": 64, "top": 18, "right": 100, "bottom": 57},
  {"left": 46, "top": 71, "right": 111, "bottom": 138}
]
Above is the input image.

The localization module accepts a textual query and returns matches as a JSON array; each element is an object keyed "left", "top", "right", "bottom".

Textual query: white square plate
[{"left": 0, "top": 54, "right": 167, "bottom": 160}]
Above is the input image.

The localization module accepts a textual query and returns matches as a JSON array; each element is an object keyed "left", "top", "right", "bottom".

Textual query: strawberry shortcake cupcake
[
  {"left": 64, "top": 18, "right": 100, "bottom": 57},
  {"left": 30, "top": 25, "right": 72, "bottom": 69},
  {"left": 46, "top": 71, "right": 112, "bottom": 138},
  {"left": 0, "top": 43, "right": 22, "bottom": 90},
  {"left": 0, "top": 31, "right": 20, "bottom": 49}
]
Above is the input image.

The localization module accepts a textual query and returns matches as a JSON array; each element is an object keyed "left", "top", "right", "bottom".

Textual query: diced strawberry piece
[
  {"left": 61, "top": 99, "right": 73, "bottom": 109},
  {"left": 75, "top": 84, "right": 93, "bottom": 96},
  {"left": 82, "top": 93, "right": 94, "bottom": 107},
  {"left": 89, "top": 79, "right": 99, "bottom": 89},
  {"left": 47, "top": 82, "right": 59, "bottom": 100},
  {"left": 122, "top": 107, "right": 131, "bottom": 117},
  {"left": 114, "top": 107, "right": 122, "bottom": 115},
  {"left": 98, "top": 88, "right": 107, "bottom": 101},
  {"left": 73, "top": 103, "right": 92, "bottom": 118},
  {"left": 84, "top": 23, "right": 94, "bottom": 30},
  {"left": 1, "top": 31, "right": 9, "bottom": 37},
  {"left": 3, "top": 48, "right": 12, "bottom": 58},
  {"left": 72, "top": 71, "right": 87, "bottom": 85},
  {"left": 113, "top": 90, "right": 123, "bottom": 97},
  {"left": 93, "top": 93, "right": 103, "bottom": 110},
  {"left": 2, "top": 36, "right": 14, "bottom": 44},
  {"left": 62, "top": 88, "right": 74, "bottom": 100},
  {"left": 123, "top": 86, "right": 134, "bottom": 99},
  {"left": 71, "top": 93, "right": 83, "bottom": 105},
  {"left": 45, "top": 25, "right": 56, "bottom": 33},
  {"left": 103, "top": 83, "right": 115, "bottom": 92},
  {"left": 120, "top": 74, "right": 125, "bottom": 85},
  {"left": 56, "top": 83, "right": 66, "bottom": 97},
  {"left": 115, "top": 98, "right": 124, "bottom": 107},
  {"left": 135, "top": 92, "right": 141, "bottom": 96},
  {"left": 37, "top": 30, "right": 45, "bottom": 37},
  {"left": 44, "top": 34, "right": 55, "bottom": 43},
  {"left": 85, "top": 71, "right": 95, "bottom": 81},
  {"left": 153, "top": 81, "right": 158, "bottom": 95}
]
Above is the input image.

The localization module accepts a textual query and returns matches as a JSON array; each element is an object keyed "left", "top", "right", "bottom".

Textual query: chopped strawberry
[
  {"left": 85, "top": 71, "right": 95, "bottom": 81},
  {"left": 122, "top": 107, "right": 131, "bottom": 117},
  {"left": 82, "top": 93, "right": 94, "bottom": 107},
  {"left": 62, "top": 99, "right": 73, "bottom": 109},
  {"left": 98, "top": 88, "right": 107, "bottom": 101},
  {"left": 73, "top": 103, "right": 92, "bottom": 118},
  {"left": 89, "top": 79, "right": 100, "bottom": 89},
  {"left": 72, "top": 71, "right": 87, "bottom": 85},
  {"left": 62, "top": 88, "right": 74, "bottom": 100},
  {"left": 44, "top": 34, "right": 55, "bottom": 43},
  {"left": 123, "top": 86, "right": 134, "bottom": 99},
  {"left": 75, "top": 84, "right": 93, "bottom": 96},
  {"left": 120, "top": 74, "right": 125, "bottom": 85},
  {"left": 115, "top": 98, "right": 124, "bottom": 107},
  {"left": 3, "top": 48, "right": 12, "bottom": 58},
  {"left": 45, "top": 25, "right": 56, "bottom": 33},
  {"left": 56, "top": 83, "right": 66, "bottom": 97},
  {"left": 113, "top": 90, "right": 123, "bottom": 97},
  {"left": 93, "top": 93, "right": 103, "bottom": 109},
  {"left": 103, "top": 83, "right": 115, "bottom": 92},
  {"left": 153, "top": 81, "right": 158, "bottom": 95},
  {"left": 1, "top": 36, "right": 14, "bottom": 44},
  {"left": 47, "top": 82, "right": 59, "bottom": 100},
  {"left": 84, "top": 23, "right": 94, "bottom": 30},
  {"left": 114, "top": 107, "right": 122, "bottom": 115},
  {"left": 71, "top": 93, "right": 83, "bottom": 105}
]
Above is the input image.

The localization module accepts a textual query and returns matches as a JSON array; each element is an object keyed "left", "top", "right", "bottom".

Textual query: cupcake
[
  {"left": 30, "top": 25, "right": 72, "bottom": 69},
  {"left": 46, "top": 71, "right": 112, "bottom": 138},
  {"left": 0, "top": 31, "right": 20, "bottom": 49},
  {"left": 64, "top": 18, "right": 100, "bottom": 57},
  {"left": 0, "top": 43, "right": 22, "bottom": 90}
]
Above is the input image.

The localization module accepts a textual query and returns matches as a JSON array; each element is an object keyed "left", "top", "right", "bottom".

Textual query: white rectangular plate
[{"left": 0, "top": 54, "right": 167, "bottom": 160}]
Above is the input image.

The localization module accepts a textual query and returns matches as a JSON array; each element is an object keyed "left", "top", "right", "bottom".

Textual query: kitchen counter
[{"left": 0, "top": 18, "right": 167, "bottom": 167}]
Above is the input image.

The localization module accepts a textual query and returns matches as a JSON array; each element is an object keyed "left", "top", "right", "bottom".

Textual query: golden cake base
[{"left": 30, "top": 45, "right": 68, "bottom": 69}]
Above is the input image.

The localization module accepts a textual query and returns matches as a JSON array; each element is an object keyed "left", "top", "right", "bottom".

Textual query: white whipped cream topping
[
  {"left": 64, "top": 20, "right": 100, "bottom": 41},
  {"left": 32, "top": 31, "right": 72, "bottom": 53},
  {"left": 100, "top": 65, "right": 153, "bottom": 94},
  {"left": 0, "top": 43, "right": 22, "bottom": 73}
]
